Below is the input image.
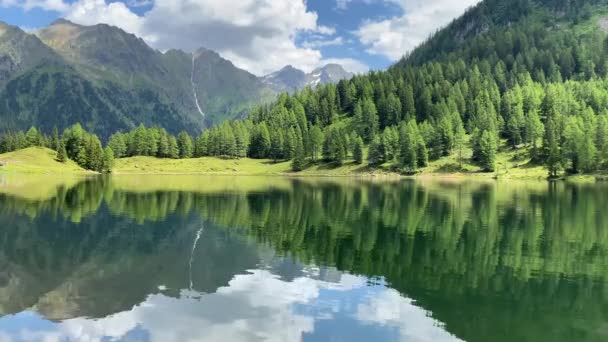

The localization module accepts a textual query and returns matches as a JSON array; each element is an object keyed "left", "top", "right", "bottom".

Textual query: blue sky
[{"left": 0, "top": 0, "right": 480, "bottom": 75}]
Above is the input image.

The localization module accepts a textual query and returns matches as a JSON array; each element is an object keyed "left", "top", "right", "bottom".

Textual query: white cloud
[
  {"left": 357, "top": 0, "right": 482, "bottom": 60},
  {"left": 66, "top": 0, "right": 147, "bottom": 41},
  {"left": 3, "top": 0, "right": 366, "bottom": 75},
  {"left": 0, "top": 0, "right": 68, "bottom": 12},
  {"left": 322, "top": 57, "right": 369, "bottom": 74},
  {"left": 336, "top": 0, "right": 352, "bottom": 10},
  {"left": 302, "top": 36, "right": 344, "bottom": 49}
]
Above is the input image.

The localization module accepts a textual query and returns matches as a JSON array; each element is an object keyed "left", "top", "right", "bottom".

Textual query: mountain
[
  {"left": 0, "top": 21, "right": 61, "bottom": 87},
  {"left": 0, "top": 19, "right": 353, "bottom": 139},
  {"left": 262, "top": 64, "right": 353, "bottom": 93},
  {"left": 306, "top": 64, "right": 354, "bottom": 87},
  {"left": 262, "top": 65, "right": 307, "bottom": 93}
]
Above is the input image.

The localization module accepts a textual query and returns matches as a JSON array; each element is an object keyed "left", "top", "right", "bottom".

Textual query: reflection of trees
[
  {"left": 0, "top": 183, "right": 261, "bottom": 320},
  {"left": 1, "top": 178, "right": 608, "bottom": 341}
]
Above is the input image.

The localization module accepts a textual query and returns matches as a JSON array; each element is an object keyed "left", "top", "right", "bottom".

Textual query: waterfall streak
[{"left": 191, "top": 55, "right": 205, "bottom": 117}]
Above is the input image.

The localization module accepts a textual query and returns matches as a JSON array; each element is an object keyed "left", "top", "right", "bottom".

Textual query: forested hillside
[{"left": 189, "top": 0, "right": 608, "bottom": 176}]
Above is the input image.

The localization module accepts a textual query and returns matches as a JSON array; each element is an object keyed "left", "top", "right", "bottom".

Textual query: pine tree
[
  {"left": 57, "top": 141, "right": 67, "bottom": 163},
  {"left": 399, "top": 121, "right": 418, "bottom": 172},
  {"left": 85, "top": 135, "right": 104, "bottom": 172},
  {"left": 454, "top": 120, "right": 467, "bottom": 169},
  {"left": 51, "top": 127, "right": 60, "bottom": 151},
  {"left": 368, "top": 137, "right": 384, "bottom": 166},
  {"left": 108, "top": 133, "right": 127, "bottom": 158},
  {"left": 479, "top": 130, "right": 497, "bottom": 172},
  {"left": 284, "top": 127, "right": 297, "bottom": 160},
  {"left": 353, "top": 136, "right": 364, "bottom": 164},
  {"left": 103, "top": 147, "right": 115, "bottom": 173},
  {"left": 158, "top": 130, "right": 170, "bottom": 158},
  {"left": 544, "top": 118, "right": 562, "bottom": 178},
  {"left": 195, "top": 132, "right": 209, "bottom": 157},
  {"left": 292, "top": 137, "right": 306, "bottom": 171},
  {"left": 270, "top": 129, "right": 284, "bottom": 161},
  {"left": 177, "top": 131, "right": 194, "bottom": 159},
  {"left": 168, "top": 136, "right": 179, "bottom": 159},
  {"left": 525, "top": 109, "right": 544, "bottom": 161},
  {"left": 359, "top": 98, "right": 379, "bottom": 143},
  {"left": 25, "top": 127, "right": 40, "bottom": 147},
  {"left": 309, "top": 125, "right": 324, "bottom": 162}
]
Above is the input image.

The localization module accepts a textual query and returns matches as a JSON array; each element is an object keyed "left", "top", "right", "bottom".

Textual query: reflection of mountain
[
  {"left": 0, "top": 206, "right": 262, "bottom": 320},
  {"left": 1, "top": 177, "right": 608, "bottom": 341}
]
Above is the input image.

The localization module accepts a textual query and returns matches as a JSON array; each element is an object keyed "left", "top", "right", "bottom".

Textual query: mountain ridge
[
  {"left": 0, "top": 18, "right": 353, "bottom": 139},
  {"left": 262, "top": 63, "right": 354, "bottom": 93}
]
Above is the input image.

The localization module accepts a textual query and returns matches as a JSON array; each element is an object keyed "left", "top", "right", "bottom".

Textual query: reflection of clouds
[
  {"left": 0, "top": 270, "right": 459, "bottom": 342},
  {"left": 357, "top": 289, "right": 462, "bottom": 342}
]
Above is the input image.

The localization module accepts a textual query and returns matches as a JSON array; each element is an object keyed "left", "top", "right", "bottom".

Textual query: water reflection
[
  {"left": 0, "top": 269, "right": 458, "bottom": 342},
  {"left": 0, "top": 176, "right": 606, "bottom": 341}
]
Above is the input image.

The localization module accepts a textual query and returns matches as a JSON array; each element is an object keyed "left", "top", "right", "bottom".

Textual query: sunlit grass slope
[
  {"left": 113, "top": 155, "right": 397, "bottom": 177},
  {"left": 0, "top": 147, "right": 91, "bottom": 174}
]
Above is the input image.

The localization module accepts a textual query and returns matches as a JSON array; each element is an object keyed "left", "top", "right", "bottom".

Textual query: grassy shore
[
  {"left": 112, "top": 142, "right": 604, "bottom": 181},
  {"left": 1, "top": 146, "right": 605, "bottom": 181},
  {"left": 112, "top": 155, "right": 398, "bottom": 177}
]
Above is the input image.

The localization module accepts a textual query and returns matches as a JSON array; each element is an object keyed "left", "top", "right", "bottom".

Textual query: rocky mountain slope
[
  {"left": 0, "top": 19, "right": 352, "bottom": 139},
  {"left": 262, "top": 64, "right": 353, "bottom": 93}
]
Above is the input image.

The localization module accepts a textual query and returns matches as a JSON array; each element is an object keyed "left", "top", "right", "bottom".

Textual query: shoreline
[
  {"left": 1, "top": 147, "right": 604, "bottom": 182},
  {"left": 2, "top": 169, "right": 602, "bottom": 183}
]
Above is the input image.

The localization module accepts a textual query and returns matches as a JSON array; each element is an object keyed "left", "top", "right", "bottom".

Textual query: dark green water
[{"left": 0, "top": 176, "right": 607, "bottom": 342}]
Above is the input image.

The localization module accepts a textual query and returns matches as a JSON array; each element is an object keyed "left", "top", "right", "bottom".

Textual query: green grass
[
  {"left": 113, "top": 156, "right": 292, "bottom": 175},
  {"left": 113, "top": 154, "right": 398, "bottom": 177},
  {"left": 419, "top": 138, "right": 550, "bottom": 180},
  {"left": 2, "top": 143, "right": 603, "bottom": 182},
  {"left": 0, "top": 147, "right": 93, "bottom": 174}
]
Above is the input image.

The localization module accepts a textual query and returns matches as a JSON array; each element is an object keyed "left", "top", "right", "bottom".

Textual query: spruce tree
[
  {"left": 103, "top": 147, "right": 115, "bottom": 173},
  {"left": 309, "top": 126, "right": 324, "bottom": 162},
  {"left": 25, "top": 127, "right": 40, "bottom": 147},
  {"left": 177, "top": 131, "right": 194, "bottom": 159},
  {"left": 479, "top": 130, "right": 497, "bottom": 172},
  {"left": 168, "top": 136, "right": 180, "bottom": 159},
  {"left": 454, "top": 120, "right": 467, "bottom": 169},
  {"left": 399, "top": 122, "right": 418, "bottom": 172},
  {"left": 292, "top": 138, "right": 306, "bottom": 171},
  {"left": 353, "top": 136, "right": 364, "bottom": 165},
  {"left": 57, "top": 141, "right": 67, "bottom": 163}
]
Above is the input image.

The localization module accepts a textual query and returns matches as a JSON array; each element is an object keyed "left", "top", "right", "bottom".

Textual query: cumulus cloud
[
  {"left": 3, "top": 0, "right": 367, "bottom": 75},
  {"left": 66, "top": 0, "right": 147, "bottom": 41},
  {"left": 357, "top": 0, "right": 482, "bottom": 60}
]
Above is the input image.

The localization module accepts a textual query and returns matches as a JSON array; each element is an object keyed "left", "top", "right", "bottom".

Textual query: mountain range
[
  {"left": 262, "top": 64, "right": 353, "bottom": 93},
  {"left": 0, "top": 19, "right": 353, "bottom": 139}
]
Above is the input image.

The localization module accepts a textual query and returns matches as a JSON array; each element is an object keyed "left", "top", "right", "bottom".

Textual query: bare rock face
[{"left": 261, "top": 64, "right": 354, "bottom": 93}]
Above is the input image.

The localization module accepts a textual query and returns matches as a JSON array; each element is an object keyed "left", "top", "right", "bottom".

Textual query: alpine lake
[{"left": 0, "top": 174, "right": 606, "bottom": 342}]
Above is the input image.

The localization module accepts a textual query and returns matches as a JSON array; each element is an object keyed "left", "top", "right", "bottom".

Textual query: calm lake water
[{"left": 0, "top": 175, "right": 607, "bottom": 342}]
